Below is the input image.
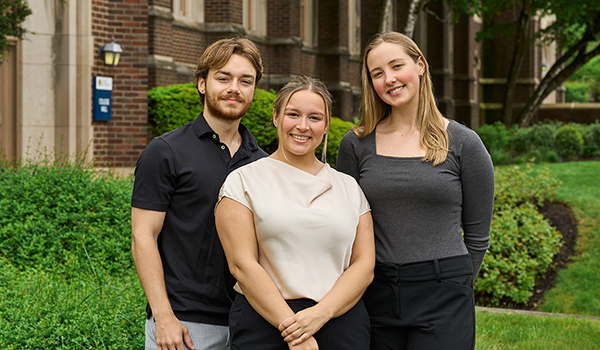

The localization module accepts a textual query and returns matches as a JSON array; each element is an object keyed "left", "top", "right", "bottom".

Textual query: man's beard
[{"left": 204, "top": 91, "right": 252, "bottom": 121}]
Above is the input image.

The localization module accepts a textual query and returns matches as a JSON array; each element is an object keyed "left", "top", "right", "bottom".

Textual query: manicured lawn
[
  {"left": 476, "top": 310, "right": 600, "bottom": 349},
  {"left": 535, "top": 161, "right": 600, "bottom": 316}
]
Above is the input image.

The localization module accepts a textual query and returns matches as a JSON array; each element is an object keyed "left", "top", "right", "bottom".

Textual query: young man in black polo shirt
[{"left": 131, "top": 38, "right": 268, "bottom": 350}]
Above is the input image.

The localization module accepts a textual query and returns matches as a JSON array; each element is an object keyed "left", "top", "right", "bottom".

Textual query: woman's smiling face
[
  {"left": 274, "top": 90, "right": 327, "bottom": 159},
  {"left": 367, "top": 41, "right": 425, "bottom": 111}
]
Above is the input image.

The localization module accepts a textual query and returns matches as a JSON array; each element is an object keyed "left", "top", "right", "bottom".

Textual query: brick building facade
[{"left": 2, "top": 0, "right": 559, "bottom": 170}]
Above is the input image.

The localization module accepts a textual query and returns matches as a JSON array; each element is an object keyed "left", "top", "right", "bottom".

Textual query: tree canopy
[{"left": 0, "top": 0, "right": 32, "bottom": 60}]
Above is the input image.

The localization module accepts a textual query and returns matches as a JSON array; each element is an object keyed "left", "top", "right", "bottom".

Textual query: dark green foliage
[
  {"left": 317, "top": 117, "right": 356, "bottom": 167},
  {"left": 578, "top": 120, "right": 600, "bottom": 157},
  {"left": 0, "top": 154, "right": 134, "bottom": 278},
  {"left": 147, "top": 83, "right": 203, "bottom": 137},
  {"left": 565, "top": 55, "right": 600, "bottom": 103},
  {"left": 475, "top": 164, "right": 563, "bottom": 306},
  {"left": 565, "top": 81, "right": 592, "bottom": 103},
  {"left": 476, "top": 121, "right": 515, "bottom": 164},
  {"left": 555, "top": 125, "right": 584, "bottom": 159},
  {"left": 0, "top": 0, "right": 32, "bottom": 60},
  {"left": 510, "top": 122, "right": 560, "bottom": 154},
  {"left": 477, "top": 121, "right": 600, "bottom": 165},
  {"left": 240, "top": 88, "right": 278, "bottom": 153}
]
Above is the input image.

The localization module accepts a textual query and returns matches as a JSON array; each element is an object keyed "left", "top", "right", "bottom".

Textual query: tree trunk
[
  {"left": 517, "top": 43, "right": 600, "bottom": 127},
  {"left": 517, "top": 15, "right": 600, "bottom": 127},
  {"left": 501, "top": 0, "right": 533, "bottom": 127},
  {"left": 379, "top": 0, "right": 394, "bottom": 33},
  {"left": 404, "top": 0, "right": 427, "bottom": 38}
]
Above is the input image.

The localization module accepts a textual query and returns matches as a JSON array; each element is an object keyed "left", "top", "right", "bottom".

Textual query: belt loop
[{"left": 434, "top": 259, "right": 441, "bottom": 283}]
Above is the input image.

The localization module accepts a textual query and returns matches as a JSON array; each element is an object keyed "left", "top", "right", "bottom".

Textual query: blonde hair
[
  {"left": 356, "top": 32, "right": 449, "bottom": 165},
  {"left": 273, "top": 75, "right": 332, "bottom": 163},
  {"left": 194, "top": 37, "right": 263, "bottom": 104}
]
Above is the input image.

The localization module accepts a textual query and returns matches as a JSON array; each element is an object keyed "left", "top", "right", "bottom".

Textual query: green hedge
[
  {"left": 475, "top": 164, "right": 562, "bottom": 306},
  {"left": 476, "top": 120, "right": 600, "bottom": 165},
  {"left": 148, "top": 83, "right": 356, "bottom": 167}
]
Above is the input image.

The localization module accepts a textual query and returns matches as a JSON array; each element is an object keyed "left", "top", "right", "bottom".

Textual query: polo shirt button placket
[{"left": 221, "top": 145, "right": 226, "bottom": 150}]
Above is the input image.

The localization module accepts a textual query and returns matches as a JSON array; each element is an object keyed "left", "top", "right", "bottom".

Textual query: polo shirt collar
[{"left": 192, "top": 112, "right": 260, "bottom": 152}]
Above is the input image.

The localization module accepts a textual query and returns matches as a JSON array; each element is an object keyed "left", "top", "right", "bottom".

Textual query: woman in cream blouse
[{"left": 215, "top": 76, "right": 375, "bottom": 350}]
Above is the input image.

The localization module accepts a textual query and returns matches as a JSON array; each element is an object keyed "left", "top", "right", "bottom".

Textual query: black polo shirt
[{"left": 131, "top": 113, "right": 268, "bottom": 325}]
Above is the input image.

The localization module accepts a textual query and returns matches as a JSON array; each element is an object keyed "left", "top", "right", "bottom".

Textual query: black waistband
[{"left": 374, "top": 254, "right": 473, "bottom": 283}]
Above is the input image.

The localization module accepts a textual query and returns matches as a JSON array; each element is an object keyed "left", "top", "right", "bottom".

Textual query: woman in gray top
[{"left": 337, "top": 32, "right": 495, "bottom": 350}]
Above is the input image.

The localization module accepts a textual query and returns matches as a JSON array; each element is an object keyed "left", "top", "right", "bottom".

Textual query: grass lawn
[
  {"left": 476, "top": 311, "right": 600, "bottom": 349},
  {"left": 535, "top": 161, "right": 600, "bottom": 316}
]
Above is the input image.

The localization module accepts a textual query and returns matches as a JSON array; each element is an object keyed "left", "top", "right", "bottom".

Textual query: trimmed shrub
[
  {"left": 475, "top": 164, "right": 563, "bottom": 306},
  {"left": 148, "top": 83, "right": 202, "bottom": 137},
  {"left": 476, "top": 122, "right": 515, "bottom": 164},
  {"left": 510, "top": 122, "right": 560, "bottom": 154},
  {"left": 241, "top": 88, "right": 278, "bottom": 153},
  {"left": 317, "top": 117, "right": 356, "bottom": 167},
  {"left": 578, "top": 121, "right": 600, "bottom": 158},
  {"left": 555, "top": 125, "right": 584, "bottom": 159}
]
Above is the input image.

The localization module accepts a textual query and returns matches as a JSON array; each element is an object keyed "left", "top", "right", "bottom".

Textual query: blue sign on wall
[{"left": 93, "top": 76, "right": 113, "bottom": 121}]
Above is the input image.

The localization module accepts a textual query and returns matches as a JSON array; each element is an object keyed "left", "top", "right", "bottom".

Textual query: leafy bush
[
  {"left": 241, "top": 88, "right": 278, "bottom": 153},
  {"left": 510, "top": 122, "right": 560, "bottom": 154},
  {"left": 475, "top": 164, "right": 563, "bottom": 306},
  {"left": 476, "top": 121, "right": 515, "bottom": 164},
  {"left": 0, "top": 154, "right": 134, "bottom": 278},
  {"left": 577, "top": 121, "right": 600, "bottom": 158},
  {"left": 317, "top": 117, "right": 356, "bottom": 167},
  {"left": 148, "top": 83, "right": 203, "bottom": 137},
  {"left": 564, "top": 81, "right": 592, "bottom": 103},
  {"left": 555, "top": 125, "right": 584, "bottom": 159}
]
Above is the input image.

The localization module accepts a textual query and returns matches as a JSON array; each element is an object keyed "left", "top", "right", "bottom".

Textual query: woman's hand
[
  {"left": 279, "top": 306, "right": 330, "bottom": 345},
  {"left": 287, "top": 335, "right": 319, "bottom": 350}
]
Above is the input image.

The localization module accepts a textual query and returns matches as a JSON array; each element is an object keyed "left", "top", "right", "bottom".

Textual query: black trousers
[
  {"left": 364, "top": 254, "right": 476, "bottom": 350},
  {"left": 229, "top": 293, "right": 370, "bottom": 350}
]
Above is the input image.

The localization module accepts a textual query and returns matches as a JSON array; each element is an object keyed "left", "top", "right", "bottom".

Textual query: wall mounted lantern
[{"left": 98, "top": 36, "right": 123, "bottom": 66}]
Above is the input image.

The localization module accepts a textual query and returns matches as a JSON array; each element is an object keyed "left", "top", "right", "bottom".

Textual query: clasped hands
[{"left": 278, "top": 307, "right": 330, "bottom": 350}]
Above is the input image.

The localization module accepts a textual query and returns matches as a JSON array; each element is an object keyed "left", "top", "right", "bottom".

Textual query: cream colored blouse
[{"left": 218, "top": 157, "right": 370, "bottom": 302}]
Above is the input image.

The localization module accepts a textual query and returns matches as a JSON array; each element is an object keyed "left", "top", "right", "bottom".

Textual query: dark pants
[
  {"left": 229, "top": 293, "right": 370, "bottom": 350},
  {"left": 364, "top": 254, "right": 476, "bottom": 350}
]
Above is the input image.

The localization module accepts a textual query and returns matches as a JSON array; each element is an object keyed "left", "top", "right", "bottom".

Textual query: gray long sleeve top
[{"left": 337, "top": 120, "right": 495, "bottom": 278}]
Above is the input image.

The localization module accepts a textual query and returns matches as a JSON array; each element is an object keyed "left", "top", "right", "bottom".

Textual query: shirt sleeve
[
  {"left": 459, "top": 128, "right": 495, "bottom": 279},
  {"left": 336, "top": 131, "right": 360, "bottom": 182},
  {"left": 131, "top": 137, "right": 176, "bottom": 212},
  {"left": 217, "top": 170, "right": 252, "bottom": 212}
]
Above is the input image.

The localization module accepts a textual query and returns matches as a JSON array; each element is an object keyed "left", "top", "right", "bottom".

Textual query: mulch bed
[{"left": 511, "top": 200, "right": 579, "bottom": 310}]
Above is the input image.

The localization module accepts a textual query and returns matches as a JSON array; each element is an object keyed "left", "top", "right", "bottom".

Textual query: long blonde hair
[
  {"left": 273, "top": 75, "right": 333, "bottom": 163},
  {"left": 355, "top": 32, "right": 449, "bottom": 165}
]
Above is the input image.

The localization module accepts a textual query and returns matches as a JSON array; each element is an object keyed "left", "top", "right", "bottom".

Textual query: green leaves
[{"left": 475, "top": 164, "right": 563, "bottom": 306}]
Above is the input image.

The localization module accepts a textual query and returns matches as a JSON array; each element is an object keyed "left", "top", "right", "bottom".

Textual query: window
[
  {"left": 348, "top": 0, "right": 360, "bottom": 56},
  {"left": 301, "top": 0, "right": 317, "bottom": 47},
  {"left": 173, "top": 0, "right": 204, "bottom": 23},
  {"left": 244, "top": 0, "right": 267, "bottom": 36}
]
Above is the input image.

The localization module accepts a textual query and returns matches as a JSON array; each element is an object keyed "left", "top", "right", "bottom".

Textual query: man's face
[{"left": 198, "top": 54, "right": 257, "bottom": 121}]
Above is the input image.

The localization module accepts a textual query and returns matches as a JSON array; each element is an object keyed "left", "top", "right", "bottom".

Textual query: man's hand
[{"left": 155, "top": 314, "right": 195, "bottom": 350}]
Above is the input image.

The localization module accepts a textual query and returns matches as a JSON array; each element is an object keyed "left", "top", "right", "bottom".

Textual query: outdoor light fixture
[{"left": 98, "top": 36, "right": 123, "bottom": 66}]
